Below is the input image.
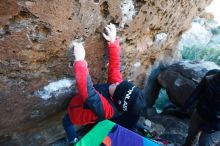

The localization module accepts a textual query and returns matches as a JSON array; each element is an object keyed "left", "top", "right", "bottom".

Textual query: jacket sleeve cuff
[
  {"left": 108, "top": 38, "right": 120, "bottom": 48},
  {"left": 74, "top": 60, "right": 88, "bottom": 68}
]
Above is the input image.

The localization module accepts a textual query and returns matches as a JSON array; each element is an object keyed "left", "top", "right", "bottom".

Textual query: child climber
[{"left": 63, "top": 23, "right": 146, "bottom": 145}]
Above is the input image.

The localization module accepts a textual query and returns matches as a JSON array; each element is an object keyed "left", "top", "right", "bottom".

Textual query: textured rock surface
[
  {"left": 149, "top": 114, "right": 188, "bottom": 146},
  {"left": 0, "top": 0, "right": 213, "bottom": 145},
  {"left": 149, "top": 114, "right": 220, "bottom": 146}
]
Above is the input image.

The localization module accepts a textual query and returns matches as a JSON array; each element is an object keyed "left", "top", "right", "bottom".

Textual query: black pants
[
  {"left": 183, "top": 110, "right": 220, "bottom": 146},
  {"left": 111, "top": 112, "right": 139, "bottom": 130}
]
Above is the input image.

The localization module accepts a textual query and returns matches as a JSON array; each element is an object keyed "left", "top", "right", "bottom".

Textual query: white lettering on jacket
[{"left": 123, "top": 86, "right": 135, "bottom": 111}]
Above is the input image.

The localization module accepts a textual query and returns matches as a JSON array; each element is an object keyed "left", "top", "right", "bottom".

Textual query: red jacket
[{"left": 68, "top": 39, "right": 123, "bottom": 125}]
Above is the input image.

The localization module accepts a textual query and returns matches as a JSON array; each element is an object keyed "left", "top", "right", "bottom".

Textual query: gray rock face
[
  {"left": 178, "top": 18, "right": 213, "bottom": 50},
  {"left": 178, "top": 17, "right": 220, "bottom": 51},
  {"left": 158, "top": 60, "right": 220, "bottom": 107}
]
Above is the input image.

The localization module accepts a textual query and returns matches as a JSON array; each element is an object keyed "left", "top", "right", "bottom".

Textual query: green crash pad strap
[{"left": 75, "top": 120, "right": 115, "bottom": 146}]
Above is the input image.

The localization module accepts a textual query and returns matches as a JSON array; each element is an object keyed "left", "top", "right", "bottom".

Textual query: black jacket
[{"left": 184, "top": 69, "right": 220, "bottom": 131}]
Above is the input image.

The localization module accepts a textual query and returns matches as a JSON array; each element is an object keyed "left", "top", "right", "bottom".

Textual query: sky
[{"left": 206, "top": 0, "right": 220, "bottom": 24}]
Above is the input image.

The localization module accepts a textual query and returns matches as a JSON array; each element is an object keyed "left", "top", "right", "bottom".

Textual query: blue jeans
[{"left": 62, "top": 114, "right": 77, "bottom": 143}]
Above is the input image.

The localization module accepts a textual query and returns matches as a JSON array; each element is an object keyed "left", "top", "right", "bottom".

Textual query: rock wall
[{"left": 0, "top": 0, "right": 213, "bottom": 145}]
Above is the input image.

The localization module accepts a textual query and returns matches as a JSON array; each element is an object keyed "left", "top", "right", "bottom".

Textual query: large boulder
[
  {"left": 0, "top": 0, "right": 213, "bottom": 145},
  {"left": 178, "top": 17, "right": 213, "bottom": 50},
  {"left": 158, "top": 60, "right": 220, "bottom": 107},
  {"left": 143, "top": 61, "right": 220, "bottom": 146}
]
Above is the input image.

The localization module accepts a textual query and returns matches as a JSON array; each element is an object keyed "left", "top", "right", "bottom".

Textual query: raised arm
[
  {"left": 70, "top": 41, "right": 116, "bottom": 120},
  {"left": 71, "top": 42, "right": 88, "bottom": 102},
  {"left": 103, "top": 23, "right": 122, "bottom": 84}
]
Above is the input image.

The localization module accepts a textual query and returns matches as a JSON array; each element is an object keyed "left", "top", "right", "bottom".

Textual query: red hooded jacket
[{"left": 67, "top": 39, "right": 123, "bottom": 125}]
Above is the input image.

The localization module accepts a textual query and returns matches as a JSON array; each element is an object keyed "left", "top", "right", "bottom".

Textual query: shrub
[{"left": 181, "top": 46, "right": 220, "bottom": 66}]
